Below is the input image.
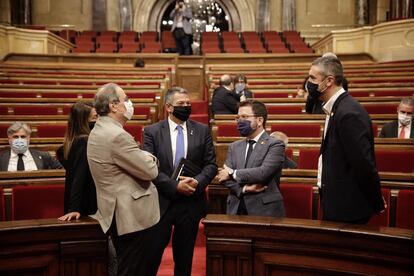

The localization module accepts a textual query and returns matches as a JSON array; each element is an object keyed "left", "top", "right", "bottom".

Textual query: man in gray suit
[
  {"left": 217, "top": 100, "right": 286, "bottom": 217},
  {"left": 170, "top": 0, "right": 193, "bottom": 55},
  {"left": 0, "top": 122, "right": 62, "bottom": 171},
  {"left": 87, "top": 83, "right": 160, "bottom": 276}
]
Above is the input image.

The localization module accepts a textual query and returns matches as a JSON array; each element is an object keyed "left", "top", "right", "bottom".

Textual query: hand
[
  {"left": 179, "top": 176, "right": 198, "bottom": 189},
  {"left": 58, "top": 212, "right": 81, "bottom": 221},
  {"left": 177, "top": 177, "right": 196, "bottom": 196},
  {"left": 380, "top": 195, "right": 388, "bottom": 214},
  {"left": 217, "top": 166, "right": 231, "bottom": 182},
  {"left": 244, "top": 184, "right": 267, "bottom": 194}
]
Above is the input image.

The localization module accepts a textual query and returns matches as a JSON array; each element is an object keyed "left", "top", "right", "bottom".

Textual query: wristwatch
[{"left": 228, "top": 168, "right": 234, "bottom": 177}]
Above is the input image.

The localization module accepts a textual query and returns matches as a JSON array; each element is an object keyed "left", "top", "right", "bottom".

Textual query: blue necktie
[{"left": 174, "top": 125, "right": 184, "bottom": 168}]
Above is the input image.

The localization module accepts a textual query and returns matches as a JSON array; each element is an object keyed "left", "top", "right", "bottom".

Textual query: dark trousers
[
  {"left": 174, "top": 29, "right": 191, "bottom": 55},
  {"left": 110, "top": 218, "right": 153, "bottom": 276},
  {"left": 147, "top": 201, "right": 200, "bottom": 276}
]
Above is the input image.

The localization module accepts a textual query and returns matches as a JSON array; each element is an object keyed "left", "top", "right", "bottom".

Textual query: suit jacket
[
  {"left": 170, "top": 7, "right": 192, "bottom": 34},
  {"left": 87, "top": 116, "right": 160, "bottom": 236},
  {"left": 378, "top": 120, "right": 414, "bottom": 138},
  {"left": 60, "top": 136, "right": 97, "bottom": 216},
  {"left": 236, "top": 89, "right": 254, "bottom": 99},
  {"left": 224, "top": 132, "right": 286, "bottom": 217},
  {"left": 211, "top": 86, "right": 240, "bottom": 115},
  {"left": 143, "top": 119, "right": 217, "bottom": 220},
  {"left": 320, "top": 92, "right": 384, "bottom": 222},
  {"left": 0, "top": 148, "right": 62, "bottom": 171}
]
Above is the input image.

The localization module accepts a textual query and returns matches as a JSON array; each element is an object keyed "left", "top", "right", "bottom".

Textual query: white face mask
[
  {"left": 123, "top": 100, "right": 134, "bottom": 120},
  {"left": 398, "top": 112, "right": 412, "bottom": 126},
  {"left": 11, "top": 138, "right": 28, "bottom": 154}
]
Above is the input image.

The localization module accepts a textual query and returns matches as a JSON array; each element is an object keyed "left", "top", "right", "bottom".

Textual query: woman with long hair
[{"left": 58, "top": 101, "right": 98, "bottom": 221}]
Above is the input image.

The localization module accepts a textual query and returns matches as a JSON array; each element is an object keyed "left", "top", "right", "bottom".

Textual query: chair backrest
[
  {"left": 396, "top": 189, "right": 414, "bottom": 230},
  {"left": 368, "top": 188, "right": 391, "bottom": 227},
  {"left": 298, "top": 148, "right": 319, "bottom": 169},
  {"left": 375, "top": 149, "right": 414, "bottom": 173},
  {"left": 11, "top": 185, "right": 64, "bottom": 220},
  {"left": 280, "top": 183, "right": 313, "bottom": 219},
  {"left": 124, "top": 124, "right": 143, "bottom": 144},
  {"left": 0, "top": 188, "right": 5, "bottom": 221}
]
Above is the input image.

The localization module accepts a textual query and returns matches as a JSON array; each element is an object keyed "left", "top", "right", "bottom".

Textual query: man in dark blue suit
[
  {"left": 143, "top": 87, "right": 217, "bottom": 276},
  {"left": 307, "top": 56, "right": 385, "bottom": 223}
]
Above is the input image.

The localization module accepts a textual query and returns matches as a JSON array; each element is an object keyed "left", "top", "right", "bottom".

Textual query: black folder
[{"left": 171, "top": 158, "right": 201, "bottom": 180}]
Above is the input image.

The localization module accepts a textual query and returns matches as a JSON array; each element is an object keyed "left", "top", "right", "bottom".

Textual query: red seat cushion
[
  {"left": 270, "top": 123, "right": 321, "bottom": 138},
  {"left": 124, "top": 124, "right": 143, "bottom": 144},
  {"left": 12, "top": 185, "right": 64, "bottom": 220},
  {"left": 396, "top": 190, "right": 414, "bottom": 230},
  {"left": 36, "top": 124, "right": 67, "bottom": 138},
  {"left": 280, "top": 183, "right": 313, "bottom": 219},
  {"left": 368, "top": 188, "right": 390, "bottom": 227},
  {"left": 375, "top": 149, "right": 414, "bottom": 173},
  {"left": 267, "top": 105, "right": 303, "bottom": 114},
  {"left": 298, "top": 148, "right": 319, "bottom": 169},
  {"left": 217, "top": 124, "right": 239, "bottom": 137}
]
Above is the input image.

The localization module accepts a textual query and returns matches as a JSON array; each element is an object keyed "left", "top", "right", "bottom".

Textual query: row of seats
[
  {"left": 2, "top": 185, "right": 413, "bottom": 230},
  {"left": 201, "top": 31, "right": 313, "bottom": 54}
]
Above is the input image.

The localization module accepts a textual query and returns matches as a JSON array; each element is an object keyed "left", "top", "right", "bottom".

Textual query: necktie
[
  {"left": 174, "top": 125, "right": 184, "bottom": 168},
  {"left": 399, "top": 126, "right": 406, "bottom": 139},
  {"left": 244, "top": 140, "right": 256, "bottom": 168},
  {"left": 17, "top": 153, "right": 25, "bottom": 171}
]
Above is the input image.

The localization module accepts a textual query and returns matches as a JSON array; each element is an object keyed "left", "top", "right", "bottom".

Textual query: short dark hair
[
  {"left": 312, "top": 56, "right": 344, "bottom": 86},
  {"left": 164, "top": 86, "right": 188, "bottom": 105},
  {"left": 234, "top": 74, "right": 247, "bottom": 84},
  {"left": 239, "top": 100, "right": 268, "bottom": 127}
]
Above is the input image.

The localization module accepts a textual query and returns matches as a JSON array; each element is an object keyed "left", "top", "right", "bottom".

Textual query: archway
[{"left": 133, "top": 0, "right": 255, "bottom": 32}]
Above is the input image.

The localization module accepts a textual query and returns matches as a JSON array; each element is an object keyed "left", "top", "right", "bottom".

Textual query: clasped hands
[
  {"left": 217, "top": 164, "right": 267, "bottom": 194},
  {"left": 177, "top": 176, "right": 198, "bottom": 196}
]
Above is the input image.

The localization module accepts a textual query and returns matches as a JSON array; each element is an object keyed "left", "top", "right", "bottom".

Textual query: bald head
[
  {"left": 270, "top": 131, "right": 289, "bottom": 146},
  {"left": 219, "top": 74, "right": 233, "bottom": 86}
]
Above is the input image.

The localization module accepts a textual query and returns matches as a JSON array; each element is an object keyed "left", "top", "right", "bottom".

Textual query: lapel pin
[
  {"left": 39, "top": 156, "right": 42, "bottom": 159},
  {"left": 190, "top": 129, "right": 194, "bottom": 135},
  {"left": 261, "top": 141, "right": 265, "bottom": 145},
  {"left": 330, "top": 112, "right": 334, "bottom": 117}
]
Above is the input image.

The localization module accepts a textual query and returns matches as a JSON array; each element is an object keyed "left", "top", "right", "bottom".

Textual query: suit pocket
[
  {"left": 131, "top": 189, "right": 151, "bottom": 200},
  {"left": 261, "top": 192, "right": 283, "bottom": 204}
]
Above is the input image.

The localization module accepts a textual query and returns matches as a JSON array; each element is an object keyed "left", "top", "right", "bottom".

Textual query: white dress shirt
[
  {"left": 168, "top": 117, "right": 188, "bottom": 166},
  {"left": 8, "top": 149, "right": 38, "bottom": 171},
  {"left": 317, "top": 88, "right": 346, "bottom": 188}
]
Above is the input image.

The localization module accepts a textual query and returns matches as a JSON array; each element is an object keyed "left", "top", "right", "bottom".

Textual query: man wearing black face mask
[
  {"left": 217, "top": 100, "right": 285, "bottom": 217},
  {"left": 143, "top": 86, "right": 217, "bottom": 276},
  {"left": 308, "top": 56, "right": 385, "bottom": 224}
]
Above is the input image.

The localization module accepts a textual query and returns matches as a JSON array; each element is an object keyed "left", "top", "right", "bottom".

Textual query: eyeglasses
[{"left": 235, "top": 114, "right": 256, "bottom": 121}]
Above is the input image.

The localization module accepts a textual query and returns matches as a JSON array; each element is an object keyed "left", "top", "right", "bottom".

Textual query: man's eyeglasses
[{"left": 235, "top": 115, "right": 256, "bottom": 121}]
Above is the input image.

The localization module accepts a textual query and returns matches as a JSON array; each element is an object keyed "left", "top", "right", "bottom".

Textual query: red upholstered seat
[
  {"left": 0, "top": 125, "right": 9, "bottom": 138},
  {"left": 189, "top": 101, "right": 209, "bottom": 124},
  {"left": 285, "top": 148, "right": 293, "bottom": 159},
  {"left": 396, "top": 189, "right": 414, "bottom": 230},
  {"left": 36, "top": 124, "right": 67, "bottom": 138},
  {"left": 12, "top": 106, "right": 60, "bottom": 115},
  {"left": 270, "top": 123, "right": 321, "bottom": 138},
  {"left": 375, "top": 149, "right": 414, "bottom": 173},
  {"left": 0, "top": 92, "right": 38, "bottom": 98},
  {"left": 190, "top": 114, "right": 209, "bottom": 124},
  {"left": 217, "top": 124, "right": 239, "bottom": 137},
  {"left": 363, "top": 103, "right": 399, "bottom": 114},
  {"left": 254, "top": 92, "right": 290, "bottom": 98},
  {"left": 368, "top": 188, "right": 390, "bottom": 227},
  {"left": 0, "top": 188, "right": 5, "bottom": 221},
  {"left": 267, "top": 105, "right": 303, "bottom": 114},
  {"left": 298, "top": 148, "right": 319, "bottom": 169},
  {"left": 11, "top": 185, "right": 64, "bottom": 220},
  {"left": 135, "top": 106, "right": 151, "bottom": 119},
  {"left": 280, "top": 183, "right": 313, "bottom": 219},
  {"left": 124, "top": 124, "right": 143, "bottom": 143}
]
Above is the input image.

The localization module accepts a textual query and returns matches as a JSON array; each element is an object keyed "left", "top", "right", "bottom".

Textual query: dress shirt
[
  {"left": 8, "top": 149, "right": 38, "bottom": 171},
  {"left": 168, "top": 117, "right": 188, "bottom": 166},
  {"left": 317, "top": 87, "right": 346, "bottom": 188}
]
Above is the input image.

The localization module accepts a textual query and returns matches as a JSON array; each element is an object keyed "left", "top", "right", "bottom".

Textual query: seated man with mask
[
  {"left": 379, "top": 98, "right": 413, "bottom": 138},
  {"left": 0, "top": 122, "right": 63, "bottom": 171}
]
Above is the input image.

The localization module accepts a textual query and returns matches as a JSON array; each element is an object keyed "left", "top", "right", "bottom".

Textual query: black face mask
[
  {"left": 306, "top": 81, "right": 322, "bottom": 99},
  {"left": 173, "top": 106, "right": 191, "bottom": 122},
  {"left": 88, "top": 121, "right": 96, "bottom": 130}
]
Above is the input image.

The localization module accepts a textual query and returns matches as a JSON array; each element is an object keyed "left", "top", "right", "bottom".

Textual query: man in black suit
[
  {"left": 307, "top": 56, "right": 384, "bottom": 223},
  {"left": 379, "top": 98, "right": 413, "bottom": 138},
  {"left": 143, "top": 87, "right": 217, "bottom": 276},
  {"left": 0, "top": 122, "right": 62, "bottom": 171},
  {"left": 234, "top": 74, "right": 254, "bottom": 101},
  {"left": 211, "top": 74, "right": 240, "bottom": 115}
]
